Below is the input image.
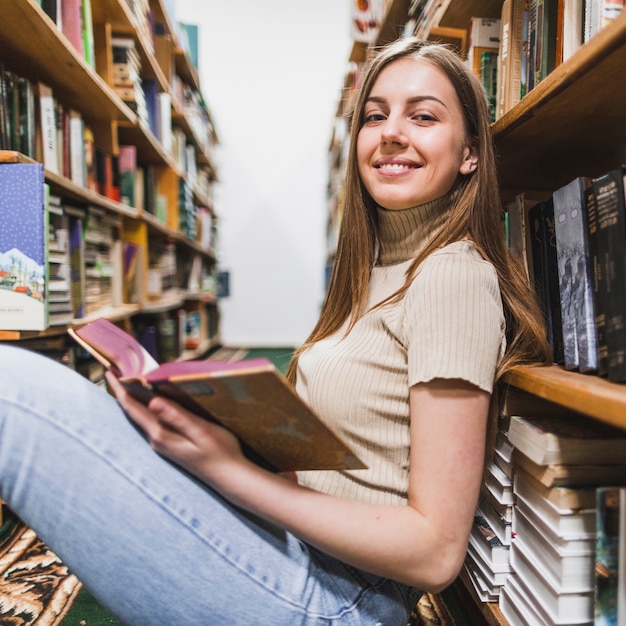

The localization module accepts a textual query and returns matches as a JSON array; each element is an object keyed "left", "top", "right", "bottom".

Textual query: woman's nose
[{"left": 380, "top": 116, "right": 406, "bottom": 145}]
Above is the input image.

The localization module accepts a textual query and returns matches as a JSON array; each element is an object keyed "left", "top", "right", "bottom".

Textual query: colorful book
[
  {"left": 68, "top": 318, "right": 366, "bottom": 473},
  {"left": 0, "top": 162, "right": 48, "bottom": 330},
  {"left": 594, "top": 487, "right": 625, "bottom": 626}
]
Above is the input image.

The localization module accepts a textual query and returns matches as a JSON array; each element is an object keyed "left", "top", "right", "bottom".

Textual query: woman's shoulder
[
  {"left": 423, "top": 239, "right": 496, "bottom": 273},
  {"left": 410, "top": 239, "right": 500, "bottom": 296}
]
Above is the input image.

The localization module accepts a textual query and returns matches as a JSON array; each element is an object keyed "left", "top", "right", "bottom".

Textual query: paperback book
[{"left": 68, "top": 318, "right": 366, "bottom": 473}]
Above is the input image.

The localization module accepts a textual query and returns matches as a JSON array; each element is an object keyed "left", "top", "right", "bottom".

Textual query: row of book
[
  {"left": 465, "top": 390, "right": 626, "bottom": 624},
  {"left": 0, "top": 61, "right": 214, "bottom": 230},
  {"left": 37, "top": 0, "right": 96, "bottom": 70},
  {"left": 0, "top": 160, "right": 219, "bottom": 332},
  {"left": 494, "top": 0, "right": 624, "bottom": 120},
  {"left": 401, "top": 1, "right": 624, "bottom": 121},
  {"left": 506, "top": 164, "right": 626, "bottom": 382}
]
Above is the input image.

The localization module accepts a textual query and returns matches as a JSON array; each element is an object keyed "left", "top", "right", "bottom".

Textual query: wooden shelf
[
  {"left": 438, "top": 0, "right": 502, "bottom": 29},
  {"left": 0, "top": 0, "right": 134, "bottom": 124},
  {"left": 504, "top": 364, "right": 626, "bottom": 430},
  {"left": 493, "top": 9, "right": 626, "bottom": 196}
]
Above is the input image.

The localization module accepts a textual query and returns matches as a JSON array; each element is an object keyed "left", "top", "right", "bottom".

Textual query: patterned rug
[{"left": 0, "top": 508, "right": 81, "bottom": 625}]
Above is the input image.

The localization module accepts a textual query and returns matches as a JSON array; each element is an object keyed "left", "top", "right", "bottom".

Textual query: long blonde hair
[{"left": 287, "top": 39, "right": 551, "bottom": 390}]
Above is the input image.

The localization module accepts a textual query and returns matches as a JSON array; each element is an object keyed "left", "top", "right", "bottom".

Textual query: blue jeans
[{"left": 0, "top": 345, "right": 419, "bottom": 625}]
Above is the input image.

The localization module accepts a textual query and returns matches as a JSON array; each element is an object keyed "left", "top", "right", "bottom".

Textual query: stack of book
[
  {"left": 465, "top": 418, "right": 514, "bottom": 601},
  {"left": 496, "top": 396, "right": 626, "bottom": 626},
  {"left": 47, "top": 194, "right": 73, "bottom": 326},
  {"left": 82, "top": 206, "right": 122, "bottom": 315},
  {"left": 111, "top": 36, "right": 148, "bottom": 128}
]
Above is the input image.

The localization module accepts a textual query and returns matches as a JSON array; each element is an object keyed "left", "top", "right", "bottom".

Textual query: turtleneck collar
[{"left": 375, "top": 192, "right": 455, "bottom": 265}]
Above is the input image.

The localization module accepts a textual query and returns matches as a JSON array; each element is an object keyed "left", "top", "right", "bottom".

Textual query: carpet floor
[{"left": 0, "top": 347, "right": 482, "bottom": 625}]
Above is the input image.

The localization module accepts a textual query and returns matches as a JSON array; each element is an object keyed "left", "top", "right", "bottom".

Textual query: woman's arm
[{"left": 106, "top": 373, "right": 489, "bottom": 592}]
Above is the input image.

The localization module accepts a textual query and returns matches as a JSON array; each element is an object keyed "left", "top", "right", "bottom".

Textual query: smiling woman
[
  {"left": 0, "top": 38, "right": 550, "bottom": 626},
  {"left": 357, "top": 57, "right": 477, "bottom": 211}
]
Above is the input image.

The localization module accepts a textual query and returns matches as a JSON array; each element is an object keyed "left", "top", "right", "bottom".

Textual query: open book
[{"left": 68, "top": 318, "right": 366, "bottom": 473}]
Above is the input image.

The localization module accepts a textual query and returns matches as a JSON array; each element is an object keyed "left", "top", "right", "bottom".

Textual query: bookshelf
[
  {"left": 332, "top": 1, "right": 626, "bottom": 624},
  {"left": 0, "top": 0, "right": 220, "bottom": 363}
]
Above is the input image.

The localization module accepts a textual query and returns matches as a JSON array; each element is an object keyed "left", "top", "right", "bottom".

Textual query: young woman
[{"left": 0, "top": 38, "right": 551, "bottom": 625}]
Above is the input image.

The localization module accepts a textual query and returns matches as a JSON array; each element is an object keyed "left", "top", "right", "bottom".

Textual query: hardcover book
[
  {"left": 594, "top": 487, "right": 624, "bottom": 625},
  {"left": 553, "top": 176, "right": 598, "bottom": 372},
  {"left": 508, "top": 413, "right": 626, "bottom": 466},
  {"left": 513, "top": 449, "right": 626, "bottom": 488},
  {"left": 0, "top": 162, "right": 48, "bottom": 330},
  {"left": 529, "top": 198, "right": 564, "bottom": 364},
  {"left": 590, "top": 167, "right": 626, "bottom": 381},
  {"left": 68, "top": 318, "right": 366, "bottom": 473}
]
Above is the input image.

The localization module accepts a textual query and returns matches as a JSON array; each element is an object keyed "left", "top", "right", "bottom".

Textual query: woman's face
[{"left": 356, "top": 57, "right": 478, "bottom": 211}]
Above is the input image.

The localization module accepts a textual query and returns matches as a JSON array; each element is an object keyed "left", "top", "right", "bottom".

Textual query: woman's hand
[{"left": 105, "top": 372, "right": 251, "bottom": 486}]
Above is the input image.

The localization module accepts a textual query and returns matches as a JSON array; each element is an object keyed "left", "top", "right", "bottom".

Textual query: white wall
[{"left": 173, "top": 0, "right": 352, "bottom": 347}]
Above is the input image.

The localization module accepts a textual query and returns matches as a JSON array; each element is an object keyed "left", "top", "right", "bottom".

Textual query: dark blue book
[
  {"left": 553, "top": 177, "right": 598, "bottom": 372},
  {"left": 529, "top": 199, "right": 564, "bottom": 364},
  {"left": 0, "top": 162, "right": 48, "bottom": 330}
]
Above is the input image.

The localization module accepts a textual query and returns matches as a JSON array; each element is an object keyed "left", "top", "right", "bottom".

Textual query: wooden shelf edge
[
  {"left": 503, "top": 365, "right": 626, "bottom": 429},
  {"left": 492, "top": 8, "right": 626, "bottom": 140}
]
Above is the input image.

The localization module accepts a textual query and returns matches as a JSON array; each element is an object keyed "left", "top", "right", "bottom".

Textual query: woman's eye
[
  {"left": 363, "top": 112, "right": 385, "bottom": 123},
  {"left": 413, "top": 112, "right": 437, "bottom": 123}
]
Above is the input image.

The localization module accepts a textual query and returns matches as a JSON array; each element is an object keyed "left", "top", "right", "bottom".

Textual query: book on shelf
[
  {"left": 515, "top": 466, "right": 597, "bottom": 510},
  {"left": 40, "top": 0, "right": 62, "bottom": 25},
  {"left": 528, "top": 198, "right": 565, "bottom": 364},
  {"left": 514, "top": 448, "right": 626, "bottom": 488},
  {"left": 509, "top": 537, "right": 594, "bottom": 623},
  {"left": 594, "top": 486, "right": 626, "bottom": 625},
  {"left": 562, "top": 0, "right": 585, "bottom": 62},
  {"left": 61, "top": 0, "right": 84, "bottom": 58},
  {"left": 67, "top": 317, "right": 367, "bottom": 473},
  {"left": 514, "top": 502, "right": 595, "bottom": 590},
  {"left": 499, "top": 572, "right": 564, "bottom": 626},
  {"left": 35, "top": 82, "right": 59, "bottom": 174},
  {"left": 507, "top": 413, "right": 626, "bottom": 466},
  {"left": 485, "top": 460, "right": 515, "bottom": 506},
  {"left": 497, "top": 0, "right": 526, "bottom": 118},
  {"left": 118, "top": 145, "right": 137, "bottom": 208},
  {"left": 505, "top": 193, "right": 533, "bottom": 282},
  {"left": 67, "top": 205, "right": 86, "bottom": 318},
  {"left": 0, "top": 162, "right": 49, "bottom": 331},
  {"left": 553, "top": 176, "right": 598, "bottom": 373},
  {"left": 81, "top": 0, "right": 95, "bottom": 69},
  {"left": 589, "top": 166, "right": 626, "bottom": 381},
  {"left": 469, "top": 512, "right": 511, "bottom": 570},
  {"left": 585, "top": 0, "right": 626, "bottom": 42},
  {"left": 515, "top": 471, "right": 597, "bottom": 536}
]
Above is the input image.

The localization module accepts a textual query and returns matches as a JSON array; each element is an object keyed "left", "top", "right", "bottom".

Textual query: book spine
[
  {"left": 592, "top": 168, "right": 626, "bottom": 381},
  {"left": 594, "top": 487, "right": 623, "bottom": 625},
  {"left": 553, "top": 177, "right": 598, "bottom": 372}
]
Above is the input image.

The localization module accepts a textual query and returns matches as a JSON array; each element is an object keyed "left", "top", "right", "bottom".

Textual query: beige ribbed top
[{"left": 295, "top": 195, "right": 506, "bottom": 505}]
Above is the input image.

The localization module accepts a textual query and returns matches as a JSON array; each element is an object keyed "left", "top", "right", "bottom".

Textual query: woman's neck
[{"left": 375, "top": 193, "right": 454, "bottom": 265}]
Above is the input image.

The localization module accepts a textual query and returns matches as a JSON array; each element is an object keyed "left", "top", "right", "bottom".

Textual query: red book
[{"left": 61, "top": 0, "right": 84, "bottom": 57}]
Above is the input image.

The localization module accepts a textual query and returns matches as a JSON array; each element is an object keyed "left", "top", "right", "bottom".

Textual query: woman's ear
[{"left": 459, "top": 144, "right": 479, "bottom": 175}]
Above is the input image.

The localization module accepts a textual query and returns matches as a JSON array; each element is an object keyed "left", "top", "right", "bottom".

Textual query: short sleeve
[{"left": 403, "top": 241, "right": 506, "bottom": 393}]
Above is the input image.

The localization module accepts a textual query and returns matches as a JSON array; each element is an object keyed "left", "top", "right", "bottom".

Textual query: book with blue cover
[{"left": 0, "top": 162, "right": 48, "bottom": 330}]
